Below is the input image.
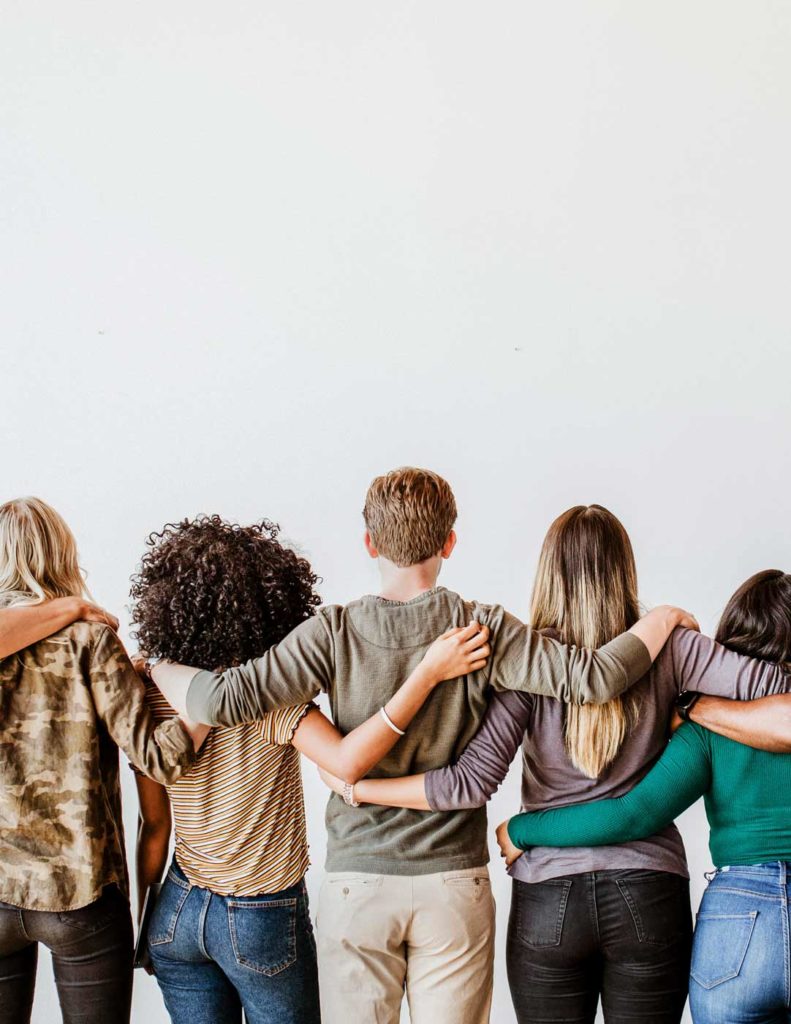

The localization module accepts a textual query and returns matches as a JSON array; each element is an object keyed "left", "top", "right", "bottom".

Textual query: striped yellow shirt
[{"left": 142, "top": 681, "right": 313, "bottom": 896}]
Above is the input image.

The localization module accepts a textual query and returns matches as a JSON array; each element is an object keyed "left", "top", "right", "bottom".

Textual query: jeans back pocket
[
  {"left": 149, "top": 873, "right": 191, "bottom": 947},
  {"left": 690, "top": 912, "right": 758, "bottom": 989},
  {"left": 513, "top": 878, "right": 573, "bottom": 949},
  {"left": 227, "top": 898, "right": 297, "bottom": 976},
  {"left": 615, "top": 871, "right": 691, "bottom": 946}
]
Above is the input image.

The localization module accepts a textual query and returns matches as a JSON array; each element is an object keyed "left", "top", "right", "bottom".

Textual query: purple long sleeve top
[{"left": 425, "top": 628, "right": 791, "bottom": 884}]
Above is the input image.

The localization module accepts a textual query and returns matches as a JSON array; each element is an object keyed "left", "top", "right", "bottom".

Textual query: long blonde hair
[
  {"left": 530, "top": 504, "right": 640, "bottom": 779},
  {"left": 0, "top": 497, "right": 88, "bottom": 606}
]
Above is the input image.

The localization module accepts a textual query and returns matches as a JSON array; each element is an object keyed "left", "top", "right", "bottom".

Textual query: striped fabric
[{"left": 142, "top": 681, "right": 313, "bottom": 895}]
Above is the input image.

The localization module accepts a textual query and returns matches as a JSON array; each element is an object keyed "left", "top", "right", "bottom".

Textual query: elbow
[{"left": 332, "top": 755, "right": 368, "bottom": 784}]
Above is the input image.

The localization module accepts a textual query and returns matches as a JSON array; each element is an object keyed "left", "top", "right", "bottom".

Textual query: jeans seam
[
  {"left": 589, "top": 874, "right": 601, "bottom": 945},
  {"left": 197, "top": 889, "right": 212, "bottom": 959},
  {"left": 17, "top": 907, "right": 31, "bottom": 942}
]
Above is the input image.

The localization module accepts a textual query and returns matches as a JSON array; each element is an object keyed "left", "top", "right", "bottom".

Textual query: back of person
[
  {"left": 144, "top": 683, "right": 311, "bottom": 896},
  {"left": 0, "top": 497, "right": 194, "bottom": 1024},
  {"left": 502, "top": 568, "right": 791, "bottom": 1024},
  {"left": 153, "top": 470, "right": 684, "bottom": 1024},
  {"left": 1, "top": 622, "right": 130, "bottom": 911}
]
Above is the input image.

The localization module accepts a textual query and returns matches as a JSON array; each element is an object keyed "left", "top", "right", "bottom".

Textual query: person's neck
[{"left": 377, "top": 557, "right": 441, "bottom": 603}]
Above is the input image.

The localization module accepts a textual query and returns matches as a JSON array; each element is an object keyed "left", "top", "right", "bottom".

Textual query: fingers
[
  {"left": 462, "top": 623, "right": 489, "bottom": 651},
  {"left": 84, "top": 604, "right": 120, "bottom": 631}
]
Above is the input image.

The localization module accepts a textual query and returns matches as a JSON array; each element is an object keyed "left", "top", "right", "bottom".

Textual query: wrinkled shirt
[{"left": 0, "top": 621, "right": 194, "bottom": 911}]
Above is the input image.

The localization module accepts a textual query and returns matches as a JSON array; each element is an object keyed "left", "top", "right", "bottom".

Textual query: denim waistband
[
  {"left": 718, "top": 862, "right": 791, "bottom": 877},
  {"left": 708, "top": 861, "right": 791, "bottom": 896}
]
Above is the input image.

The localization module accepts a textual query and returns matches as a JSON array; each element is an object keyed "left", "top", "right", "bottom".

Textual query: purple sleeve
[
  {"left": 665, "top": 628, "right": 791, "bottom": 698},
  {"left": 424, "top": 690, "right": 532, "bottom": 811}
]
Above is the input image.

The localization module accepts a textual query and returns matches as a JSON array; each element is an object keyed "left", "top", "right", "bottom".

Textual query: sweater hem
[{"left": 325, "top": 849, "right": 490, "bottom": 877}]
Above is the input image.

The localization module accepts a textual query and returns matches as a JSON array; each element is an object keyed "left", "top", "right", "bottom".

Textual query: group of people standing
[{"left": 0, "top": 467, "right": 789, "bottom": 1024}]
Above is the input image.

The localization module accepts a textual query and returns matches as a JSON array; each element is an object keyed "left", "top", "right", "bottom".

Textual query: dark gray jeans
[
  {"left": 506, "top": 870, "right": 693, "bottom": 1023},
  {"left": 0, "top": 884, "right": 133, "bottom": 1024}
]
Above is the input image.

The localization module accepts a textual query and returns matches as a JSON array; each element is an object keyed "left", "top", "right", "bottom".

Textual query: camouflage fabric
[{"left": 0, "top": 622, "right": 195, "bottom": 912}]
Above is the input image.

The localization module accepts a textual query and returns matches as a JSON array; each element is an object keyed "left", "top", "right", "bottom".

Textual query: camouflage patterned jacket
[{"left": 0, "top": 621, "right": 195, "bottom": 912}]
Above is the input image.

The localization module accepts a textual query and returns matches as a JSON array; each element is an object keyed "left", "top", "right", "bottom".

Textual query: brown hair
[
  {"left": 716, "top": 569, "right": 791, "bottom": 671},
  {"left": 530, "top": 504, "right": 640, "bottom": 779},
  {"left": 363, "top": 467, "right": 457, "bottom": 567}
]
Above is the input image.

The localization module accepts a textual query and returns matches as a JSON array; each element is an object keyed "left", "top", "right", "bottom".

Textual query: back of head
[
  {"left": 363, "top": 467, "right": 457, "bottom": 567},
  {"left": 530, "top": 504, "right": 640, "bottom": 779},
  {"left": 131, "top": 515, "right": 321, "bottom": 669},
  {"left": 0, "top": 496, "right": 87, "bottom": 606},
  {"left": 715, "top": 569, "right": 791, "bottom": 672}
]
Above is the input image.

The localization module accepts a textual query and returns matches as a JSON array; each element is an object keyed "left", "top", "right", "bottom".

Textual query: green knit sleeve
[{"left": 507, "top": 723, "right": 711, "bottom": 850}]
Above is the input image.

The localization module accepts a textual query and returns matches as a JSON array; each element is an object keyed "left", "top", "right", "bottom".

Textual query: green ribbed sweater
[{"left": 508, "top": 723, "right": 791, "bottom": 868}]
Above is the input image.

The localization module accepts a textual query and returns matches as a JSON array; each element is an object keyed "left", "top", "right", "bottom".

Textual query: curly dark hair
[{"left": 130, "top": 515, "right": 321, "bottom": 669}]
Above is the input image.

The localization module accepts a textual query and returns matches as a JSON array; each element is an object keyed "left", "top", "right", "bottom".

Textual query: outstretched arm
[
  {"left": 151, "top": 613, "right": 335, "bottom": 726},
  {"left": 668, "top": 628, "right": 791, "bottom": 699},
  {"left": 89, "top": 627, "right": 203, "bottom": 784},
  {"left": 294, "top": 624, "right": 490, "bottom": 783},
  {"left": 318, "top": 688, "right": 529, "bottom": 810},
  {"left": 490, "top": 605, "right": 698, "bottom": 705},
  {"left": 686, "top": 693, "right": 791, "bottom": 753},
  {"left": 0, "top": 598, "right": 119, "bottom": 659},
  {"left": 500, "top": 723, "right": 711, "bottom": 862}
]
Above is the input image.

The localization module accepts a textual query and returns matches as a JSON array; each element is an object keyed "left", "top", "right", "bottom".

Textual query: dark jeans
[
  {"left": 506, "top": 870, "right": 692, "bottom": 1023},
  {"left": 148, "top": 859, "right": 320, "bottom": 1024},
  {"left": 0, "top": 884, "right": 133, "bottom": 1024}
]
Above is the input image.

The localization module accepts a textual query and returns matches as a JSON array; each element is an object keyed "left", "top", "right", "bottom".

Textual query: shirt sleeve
[
  {"left": 88, "top": 627, "right": 195, "bottom": 785},
  {"left": 484, "top": 607, "right": 652, "bottom": 705},
  {"left": 259, "top": 703, "right": 316, "bottom": 746},
  {"left": 425, "top": 691, "right": 532, "bottom": 810},
  {"left": 665, "top": 628, "right": 791, "bottom": 698},
  {"left": 186, "top": 613, "right": 335, "bottom": 727},
  {"left": 507, "top": 723, "right": 711, "bottom": 851}
]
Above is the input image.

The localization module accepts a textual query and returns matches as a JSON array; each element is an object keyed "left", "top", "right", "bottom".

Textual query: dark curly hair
[{"left": 130, "top": 515, "right": 321, "bottom": 669}]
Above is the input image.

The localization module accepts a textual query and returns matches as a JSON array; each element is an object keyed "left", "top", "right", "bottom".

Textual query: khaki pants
[{"left": 317, "top": 865, "right": 495, "bottom": 1024}]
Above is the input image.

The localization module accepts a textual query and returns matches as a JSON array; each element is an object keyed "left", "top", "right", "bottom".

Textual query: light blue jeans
[
  {"left": 148, "top": 859, "right": 320, "bottom": 1024},
  {"left": 689, "top": 862, "right": 791, "bottom": 1023}
]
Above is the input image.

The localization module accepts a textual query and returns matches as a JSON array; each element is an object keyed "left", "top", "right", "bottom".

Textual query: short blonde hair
[
  {"left": 0, "top": 497, "right": 88, "bottom": 605},
  {"left": 363, "top": 468, "right": 457, "bottom": 567}
]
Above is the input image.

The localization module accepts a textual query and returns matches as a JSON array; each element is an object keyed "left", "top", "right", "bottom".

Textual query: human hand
[
  {"left": 76, "top": 599, "right": 120, "bottom": 632},
  {"left": 669, "top": 709, "right": 684, "bottom": 733},
  {"left": 495, "top": 819, "right": 523, "bottom": 867},
  {"left": 131, "top": 653, "right": 152, "bottom": 680},
  {"left": 419, "top": 622, "right": 491, "bottom": 684},
  {"left": 669, "top": 607, "right": 700, "bottom": 632}
]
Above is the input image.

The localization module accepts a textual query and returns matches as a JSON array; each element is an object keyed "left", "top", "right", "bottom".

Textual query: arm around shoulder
[
  {"left": 88, "top": 626, "right": 197, "bottom": 785},
  {"left": 183, "top": 612, "right": 335, "bottom": 727}
]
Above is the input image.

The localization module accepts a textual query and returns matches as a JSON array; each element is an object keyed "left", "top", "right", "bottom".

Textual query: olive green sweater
[{"left": 185, "top": 587, "right": 651, "bottom": 875}]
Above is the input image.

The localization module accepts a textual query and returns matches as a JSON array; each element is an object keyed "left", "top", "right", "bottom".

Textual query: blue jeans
[
  {"left": 690, "top": 862, "right": 791, "bottom": 1023},
  {"left": 148, "top": 860, "right": 320, "bottom": 1024}
]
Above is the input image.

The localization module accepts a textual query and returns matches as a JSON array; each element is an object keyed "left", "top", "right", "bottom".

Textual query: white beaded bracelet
[{"left": 380, "top": 706, "right": 406, "bottom": 736}]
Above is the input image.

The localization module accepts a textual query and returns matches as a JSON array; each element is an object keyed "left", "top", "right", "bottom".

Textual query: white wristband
[{"left": 380, "top": 706, "right": 406, "bottom": 736}]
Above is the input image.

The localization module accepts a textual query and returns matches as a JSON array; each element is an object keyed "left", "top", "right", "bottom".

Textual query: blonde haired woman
[
  {"left": 320, "top": 505, "right": 791, "bottom": 1023},
  {"left": 0, "top": 498, "right": 205, "bottom": 1024}
]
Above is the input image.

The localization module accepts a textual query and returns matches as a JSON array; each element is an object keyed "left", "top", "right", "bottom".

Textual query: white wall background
[{"left": 3, "top": 2, "right": 791, "bottom": 1021}]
